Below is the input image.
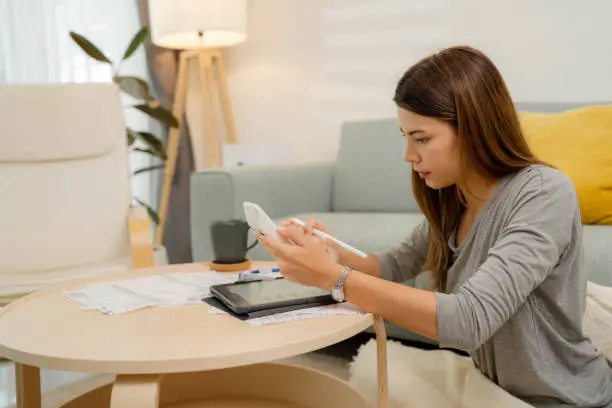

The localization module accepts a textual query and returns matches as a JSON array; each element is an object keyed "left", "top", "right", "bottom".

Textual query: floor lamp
[{"left": 148, "top": 0, "right": 247, "bottom": 245}]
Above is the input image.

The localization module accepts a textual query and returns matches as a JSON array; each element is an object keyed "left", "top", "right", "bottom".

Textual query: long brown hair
[{"left": 394, "top": 46, "right": 541, "bottom": 292}]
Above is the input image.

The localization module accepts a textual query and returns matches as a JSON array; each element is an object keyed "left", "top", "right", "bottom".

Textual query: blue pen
[{"left": 238, "top": 267, "right": 282, "bottom": 282}]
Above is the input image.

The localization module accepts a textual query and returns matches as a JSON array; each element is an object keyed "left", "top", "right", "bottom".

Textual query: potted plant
[{"left": 69, "top": 27, "right": 177, "bottom": 264}]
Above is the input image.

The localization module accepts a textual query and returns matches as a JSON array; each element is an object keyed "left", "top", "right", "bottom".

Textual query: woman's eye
[{"left": 415, "top": 137, "right": 429, "bottom": 143}]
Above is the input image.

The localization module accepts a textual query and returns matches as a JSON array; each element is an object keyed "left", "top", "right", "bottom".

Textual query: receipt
[
  {"left": 165, "top": 272, "right": 240, "bottom": 294},
  {"left": 208, "top": 302, "right": 364, "bottom": 326},
  {"left": 66, "top": 282, "right": 156, "bottom": 315},
  {"left": 64, "top": 272, "right": 238, "bottom": 315}
]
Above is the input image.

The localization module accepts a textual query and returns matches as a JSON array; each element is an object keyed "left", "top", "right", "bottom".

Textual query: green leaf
[
  {"left": 69, "top": 31, "right": 112, "bottom": 64},
  {"left": 126, "top": 130, "right": 136, "bottom": 146},
  {"left": 123, "top": 27, "right": 148, "bottom": 60},
  {"left": 134, "top": 197, "right": 159, "bottom": 225},
  {"left": 135, "top": 131, "right": 165, "bottom": 159},
  {"left": 134, "top": 104, "right": 179, "bottom": 128},
  {"left": 133, "top": 164, "right": 165, "bottom": 176},
  {"left": 126, "top": 128, "right": 139, "bottom": 146},
  {"left": 134, "top": 147, "right": 167, "bottom": 160},
  {"left": 115, "top": 76, "right": 153, "bottom": 101}
]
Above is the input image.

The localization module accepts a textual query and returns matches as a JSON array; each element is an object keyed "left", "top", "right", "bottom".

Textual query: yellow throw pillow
[{"left": 518, "top": 105, "right": 612, "bottom": 225}]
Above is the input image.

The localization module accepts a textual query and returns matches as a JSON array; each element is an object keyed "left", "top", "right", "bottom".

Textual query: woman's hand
[
  {"left": 257, "top": 224, "right": 342, "bottom": 291},
  {"left": 280, "top": 217, "right": 340, "bottom": 260},
  {"left": 282, "top": 216, "right": 329, "bottom": 234}
]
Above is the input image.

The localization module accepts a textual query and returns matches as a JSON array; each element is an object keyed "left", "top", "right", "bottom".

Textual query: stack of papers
[
  {"left": 209, "top": 302, "right": 364, "bottom": 326},
  {"left": 64, "top": 272, "right": 238, "bottom": 315},
  {"left": 64, "top": 270, "right": 366, "bottom": 326}
]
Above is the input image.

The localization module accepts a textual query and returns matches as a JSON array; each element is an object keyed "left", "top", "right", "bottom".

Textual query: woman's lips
[{"left": 418, "top": 172, "right": 430, "bottom": 179}]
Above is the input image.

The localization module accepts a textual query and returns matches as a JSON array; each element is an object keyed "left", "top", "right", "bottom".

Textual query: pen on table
[
  {"left": 249, "top": 267, "right": 281, "bottom": 274},
  {"left": 238, "top": 267, "right": 281, "bottom": 281}
]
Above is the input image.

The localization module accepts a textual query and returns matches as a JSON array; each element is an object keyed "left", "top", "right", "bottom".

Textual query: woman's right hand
[
  {"left": 279, "top": 216, "right": 381, "bottom": 277},
  {"left": 280, "top": 217, "right": 339, "bottom": 250}
]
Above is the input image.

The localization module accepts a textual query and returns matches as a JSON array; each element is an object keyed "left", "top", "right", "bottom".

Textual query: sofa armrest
[{"left": 190, "top": 163, "right": 334, "bottom": 262}]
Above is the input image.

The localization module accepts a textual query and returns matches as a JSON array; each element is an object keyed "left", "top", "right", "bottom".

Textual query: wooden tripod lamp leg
[
  {"left": 374, "top": 316, "right": 388, "bottom": 408},
  {"left": 155, "top": 48, "right": 237, "bottom": 242},
  {"left": 155, "top": 50, "right": 192, "bottom": 245},
  {"left": 198, "top": 50, "right": 222, "bottom": 168},
  {"left": 212, "top": 49, "right": 238, "bottom": 144}
]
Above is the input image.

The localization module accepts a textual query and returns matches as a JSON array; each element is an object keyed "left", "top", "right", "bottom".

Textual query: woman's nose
[{"left": 404, "top": 143, "right": 419, "bottom": 164}]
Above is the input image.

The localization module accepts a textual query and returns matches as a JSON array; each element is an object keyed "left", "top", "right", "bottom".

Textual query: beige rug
[
  {"left": 347, "top": 338, "right": 531, "bottom": 408},
  {"left": 274, "top": 351, "right": 352, "bottom": 380}
]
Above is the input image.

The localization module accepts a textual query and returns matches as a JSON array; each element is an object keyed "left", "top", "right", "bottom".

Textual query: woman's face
[{"left": 398, "top": 107, "right": 462, "bottom": 189}]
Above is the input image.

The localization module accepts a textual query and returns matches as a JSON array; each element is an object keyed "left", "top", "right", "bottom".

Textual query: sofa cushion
[
  {"left": 519, "top": 105, "right": 612, "bottom": 225},
  {"left": 304, "top": 212, "right": 426, "bottom": 255},
  {"left": 332, "top": 119, "right": 420, "bottom": 213}
]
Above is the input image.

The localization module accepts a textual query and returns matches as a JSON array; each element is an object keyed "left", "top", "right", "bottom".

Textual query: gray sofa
[{"left": 190, "top": 102, "right": 612, "bottom": 343}]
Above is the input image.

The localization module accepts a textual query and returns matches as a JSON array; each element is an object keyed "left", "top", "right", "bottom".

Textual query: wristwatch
[{"left": 331, "top": 266, "right": 353, "bottom": 302}]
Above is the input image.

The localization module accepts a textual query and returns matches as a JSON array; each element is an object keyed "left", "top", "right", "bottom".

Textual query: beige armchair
[{"left": 0, "top": 83, "right": 155, "bottom": 305}]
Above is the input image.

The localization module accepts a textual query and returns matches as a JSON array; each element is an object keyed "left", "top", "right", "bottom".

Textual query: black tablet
[{"left": 209, "top": 278, "right": 336, "bottom": 316}]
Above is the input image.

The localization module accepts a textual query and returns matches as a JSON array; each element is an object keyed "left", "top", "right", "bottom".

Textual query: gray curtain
[{"left": 138, "top": 0, "right": 194, "bottom": 264}]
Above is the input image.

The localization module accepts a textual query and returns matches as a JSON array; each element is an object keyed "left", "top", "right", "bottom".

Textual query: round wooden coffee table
[{"left": 0, "top": 262, "right": 388, "bottom": 408}]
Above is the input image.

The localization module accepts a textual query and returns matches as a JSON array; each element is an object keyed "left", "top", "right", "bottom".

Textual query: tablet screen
[{"left": 224, "top": 279, "right": 330, "bottom": 307}]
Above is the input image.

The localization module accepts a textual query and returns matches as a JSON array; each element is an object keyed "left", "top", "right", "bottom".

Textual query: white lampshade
[{"left": 149, "top": 0, "right": 247, "bottom": 50}]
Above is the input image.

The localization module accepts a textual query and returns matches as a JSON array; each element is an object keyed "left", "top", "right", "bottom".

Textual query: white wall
[{"left": 186, "top": 0, "right": 612, "bottom": 167}]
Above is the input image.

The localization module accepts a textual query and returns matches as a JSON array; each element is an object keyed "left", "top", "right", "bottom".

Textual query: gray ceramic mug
[{"left": 210, "top": 219, "right": 258, "bottom": 264}]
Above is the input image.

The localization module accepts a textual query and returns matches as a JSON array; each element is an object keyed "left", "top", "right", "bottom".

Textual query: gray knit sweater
[{"left": 375, "top": 165, "right": 612, "bottom": 407}]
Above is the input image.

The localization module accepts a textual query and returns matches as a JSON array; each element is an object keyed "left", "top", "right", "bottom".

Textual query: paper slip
[
  {"left": 64, "top": 272, "right": 238, "bottom": 316},
  {"left": 208, "top": 303, "right": 364, "bottom": 326}
]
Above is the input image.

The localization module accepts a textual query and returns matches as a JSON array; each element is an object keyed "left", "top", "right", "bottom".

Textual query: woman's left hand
[{"left": 257, "top": 225, "right": 341, "bottom": 290}]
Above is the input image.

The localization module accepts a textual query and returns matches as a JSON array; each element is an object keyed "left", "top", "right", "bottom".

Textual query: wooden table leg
[
  {"left": 373, "top": 316, "right": 388, "bottom": 408},
  {"left": 110, "top": 375, "right": 163, "bottom": 408},
  {"left": 15, "top": 364, "right": 41, "bottom": 408}
]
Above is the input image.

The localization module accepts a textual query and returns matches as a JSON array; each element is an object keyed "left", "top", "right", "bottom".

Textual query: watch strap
[{"left": 335, "top": 265, "right": 352, "bottom": 290}]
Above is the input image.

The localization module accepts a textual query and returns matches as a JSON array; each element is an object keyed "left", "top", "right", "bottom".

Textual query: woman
[{"left": 258, "top": 46, "right": 612, "bottom": 407}]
